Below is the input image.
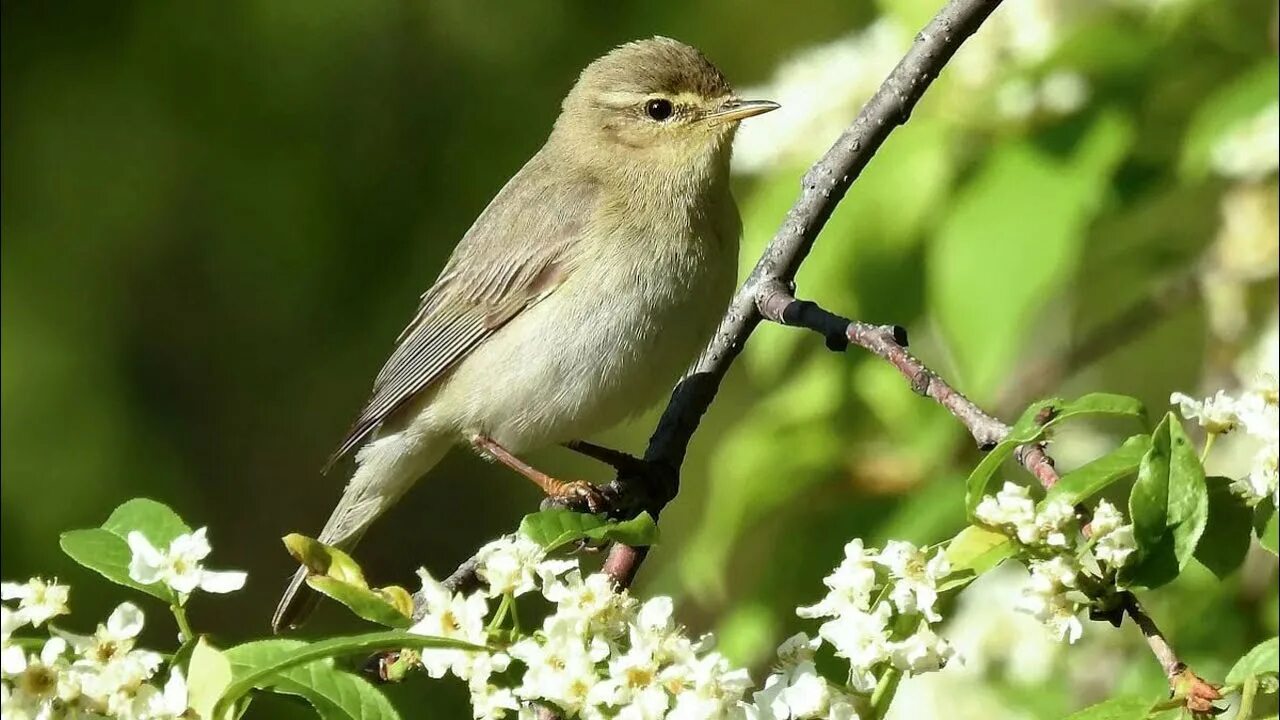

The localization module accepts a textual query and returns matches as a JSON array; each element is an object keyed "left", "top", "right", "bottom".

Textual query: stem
[
  {"left": 170, "top": 603, "right": 195, "bottom": 643},
  {"left": 508, "top": 595, "right": 522, "bottom": 635},
  {"left": 1201, "top": 432, "right": 1218, "bottom": 463},
  {"left": 1238, "top": 676, "right": 1258, "bottom": 720},
  {"left": 869, "top": 667, "right": 903, "bottom": 720},
  {"left": 487, "top": 594, "right": 512, "bottom": 633}
]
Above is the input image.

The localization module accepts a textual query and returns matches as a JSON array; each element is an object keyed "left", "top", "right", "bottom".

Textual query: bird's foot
[{"left": 543, "top": 479, "right": 609, "bottom": 515}]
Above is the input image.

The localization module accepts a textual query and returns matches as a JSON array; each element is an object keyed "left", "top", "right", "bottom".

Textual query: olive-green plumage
[{"left": 273, "top": 37, "right": 777, "bottom": 631}]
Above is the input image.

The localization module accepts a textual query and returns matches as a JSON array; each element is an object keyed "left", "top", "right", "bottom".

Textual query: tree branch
[
  {"left": 402, "top": 0, "right": 1204, "bottom": 710},
  {"left": 601, "top": 0, "right": 1005, "bottom": 584}
]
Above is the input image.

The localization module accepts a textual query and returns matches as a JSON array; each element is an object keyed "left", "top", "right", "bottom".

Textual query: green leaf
[
  {"left": 930, "top": 113, "right": 1133, "bottom": 400},
  {"left": 965, "top": 441, "right": 1026, "bottom": 516},
  {"left": 940, "top": 525, "right": 1014, "bottom": 590},
  {"left": 59, "top": 528, "right": 173, "bottom": 601},
  {"left": 215, "top": 631, "right": 485, "bottom": 718},
  {"left": 518, "top": 509, "right": 659, "bottom": 552},
  {"left": 102, "top": 498, "right": 192, "bottom": 548},
  {"left": 1194, "top": 477, "right": 1254, "bottom": 579},
  {"left": 1053, "top": 393, "right": 1148, "bottom": 426},
  {"left": 1227, "top": 637, "right": 1280, "bottom": 685},
  {"left": 1256, "top": 504, "right": 1278, "bottom": 556},
  {"left": 967, "top": 395, "right": 1148, "bottom": 514},
  {"left": 1062, "top": 695, "right": 1154, "bottom": 720},
  {"left": 221, "top": 639, "right": 398, "bottom": 720},
  {"left": 187, "top": 637, "right": 233, "bottom": 720},
  {"left": 283, "top": 534, "right": 370, "bottom": 587},
  {"left": 1124, "top": 414, "right": 1209, "bottom": 589},
  {"left": 1046, "top": 435, "right": 1150, "bottom": 507},
  {"left": 306, "top": 577, "right": 412, "bottom": 629},
  {"left": 1180, "top": 61, "right": 1280, "bottom": 180}
]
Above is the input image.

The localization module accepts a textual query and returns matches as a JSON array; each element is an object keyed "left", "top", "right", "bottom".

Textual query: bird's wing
[{"left": 325, "top": 154, "right": 598, "bottom": 469}]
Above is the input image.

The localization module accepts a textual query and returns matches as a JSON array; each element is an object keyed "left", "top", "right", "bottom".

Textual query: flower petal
[{"left": 197, "top": 570, "right": 247, "bottom": 594}]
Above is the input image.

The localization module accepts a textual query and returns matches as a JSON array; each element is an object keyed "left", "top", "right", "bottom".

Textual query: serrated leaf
[
  {"left": 518, "top": 510, "right": 659, "bottom": 552},
  {"left": 59, "top": 528, "right": 174, "bottom": 602},
  {"left": 1125, "top": 414, "right": 1209, "bottom": 589},
  {"left": 1062, "top": 695, "right": 1154, "bottom": 720},
  {"left": 940, "top": 525, "right": 1014, "bottom": 590},
  {"left": 1046, "top": 435, "right": 1150, "bottom": 507},
  {"left": 1256, "top": 504, "right": 1278, "bottom": 556},
  {"left": 188, "top": 637, "right": 233, "bottom": 720},
  {"left": 1226, "top": 637, "right": 1280, "bottom": 685},
  {"left": 215, "top": 631, "right": 485, "bottom": 718},
  {"left": 1194, "top": 477, "right": 1254, "bottom": 579},
  {"left": 305, "top": 577, "right": 412, "bottom": 628},
  {"left": 102, "top": 498, "right": 192, "bottom": 547}
]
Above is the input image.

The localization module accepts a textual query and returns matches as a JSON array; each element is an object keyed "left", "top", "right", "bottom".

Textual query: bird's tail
[{"left": 272, "top": 430, "right": 449, "bottom": 632}]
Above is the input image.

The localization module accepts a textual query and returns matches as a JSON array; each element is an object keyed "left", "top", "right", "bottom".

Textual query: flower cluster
[
  {"left": 411, "top": 534, "right": 958, "bottom": 720},
  {"left": 1, "top": 584, "right": 187, "bottom": 720},
  {"left": 754, "top": 539, "right": 955, "bottom": 720},
  {"left": 1171, "top": 374, "right": 1279, "bottom": 507},
  {"left": 975, "top": 483, "right": 1136, "bottom": 643},
  {"left": 409, "top": 534, "right": 753, "bottom": 720},
  {"left": 2, "top": 524, "right": 248, "bottom": 719}
]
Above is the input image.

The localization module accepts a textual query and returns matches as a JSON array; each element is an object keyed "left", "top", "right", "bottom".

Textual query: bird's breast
[{"left": 427, "top": 208, "right": 738, "bottom": 451}]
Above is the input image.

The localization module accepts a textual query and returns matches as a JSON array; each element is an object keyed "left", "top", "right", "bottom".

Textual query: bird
[{"left": 272, "top": 36, "right": 778, "bottom": 631}]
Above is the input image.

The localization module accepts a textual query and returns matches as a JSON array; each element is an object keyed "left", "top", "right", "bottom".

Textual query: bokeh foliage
[{"left": 3, "top": 0, "right": 1276, "bottom": 717}]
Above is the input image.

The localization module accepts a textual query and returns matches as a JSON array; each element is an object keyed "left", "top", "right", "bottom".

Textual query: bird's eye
[{"left": 644, "top": 98, "right": 674, "bottom": 121}]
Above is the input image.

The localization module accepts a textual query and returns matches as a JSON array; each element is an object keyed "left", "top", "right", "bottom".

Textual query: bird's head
[{"left": 551, "top": 37, "right": 777, "bottom": 185}]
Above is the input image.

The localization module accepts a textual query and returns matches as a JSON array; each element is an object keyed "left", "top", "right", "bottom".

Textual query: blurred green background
[{"left": 3, "top": 1, "right": 1277, "bottom": 717}]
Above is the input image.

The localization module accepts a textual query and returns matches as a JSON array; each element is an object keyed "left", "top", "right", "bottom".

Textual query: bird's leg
[
  {"left": 563, "top": 440, "right": 645, "bottom": 475},
  {"left": 471, "top": 435, "right": 608, "bottom": 513}
]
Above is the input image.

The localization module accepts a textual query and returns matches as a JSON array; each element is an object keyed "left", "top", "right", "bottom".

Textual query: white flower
[
  {"left": 55, "top": 602, "right": 159, "bottom": 671},
  {"left": 1090, "top": 500, "right": 1137, "bottom": 569},
  {"left": 0, "top": 579, "right": 69, "bottom": 627},
  {"left": 665, "top": 651, "right": 752, "bottom": 720},
  {"left": 1016, "top": 558, "right": 1083, "bottom": 643},
  {"left": 1032, "top": 500, "right": 1077, "bottom": 549},
  {"left": 974, "top": 482, "right": 1036, "bottom": 533},
  {"left": 888, "top": 624, "right": 956, "bottom": 674},
  {"left": 1, "top": 605, "right": 27, "bottom": 647},
  {"left": 476, "top": 535, "right": 551, "bottom": 598},
  {"left": 591, "top": 640, "right": 670, "bottom": 720},
  {"left": 797, "top": 540, "right": 879, "bottom": 619},
  {"left": 542, "top": 570, "right": 636, "bottom": 640},
  {"left": 127, "top": 528, "right": 247, "bottom": 596},
  {"left": 815, "top": 603, "right": 893, "bottom": 691},
  {"left": 510, "top": 613, "right": 609, "bottom": 715},
  {"left": 3, "top": 637, "right": 78, "bottom": 712},
  {"left": 130, "top": 667, "right": 189, "bottom": 719},
  {"left": 875, "top": 541, "right": 949, "bottom": 622},
  {"left": 409, "top": 569, "right": 490, "bottom": 680},
  {"left": 1239, "top": 443, "right": 1279, "bottom": 507},
  {"left": 1170, "top": 390, "right": 1241, "bottom": 435}
]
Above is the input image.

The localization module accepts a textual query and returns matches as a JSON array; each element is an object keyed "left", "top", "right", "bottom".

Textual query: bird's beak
[{"left": 703, "top": 98, "right": 780, "bottom": 126}]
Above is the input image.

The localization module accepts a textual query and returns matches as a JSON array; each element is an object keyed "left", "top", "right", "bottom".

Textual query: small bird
[{"left": 272, "top": 37, "right": 777, "bottom": 631}]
